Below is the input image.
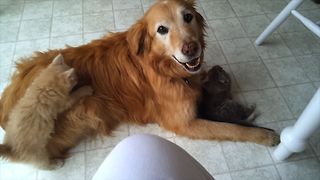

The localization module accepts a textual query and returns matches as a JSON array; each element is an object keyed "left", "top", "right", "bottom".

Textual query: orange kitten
[{"left": 0, "top": 54, "right": 93, "bottom": 170}]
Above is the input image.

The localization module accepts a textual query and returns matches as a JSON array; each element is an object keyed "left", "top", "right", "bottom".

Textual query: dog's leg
[
  {"left": 47, "top": 96, "right": 118, "bottom": 159},
  {"left": 46, "top": 115, "right": 93, "bottom": 159},
  {"left": 32, "top": 151, "right": 64, "bottom": 170},
  {"left": 166, "top": 119, "right": 279, "bottom": 146},
  {"left": 0, "top": 144, "right": 12, "bottom": 158}
]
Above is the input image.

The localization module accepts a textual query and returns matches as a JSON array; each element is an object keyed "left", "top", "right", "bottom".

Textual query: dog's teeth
[
  {"left": 186, "top": 64, "right": 196, "bottom": 68},
  {"left": 186, "top": 58, "right": 200, "bottom": 68}
]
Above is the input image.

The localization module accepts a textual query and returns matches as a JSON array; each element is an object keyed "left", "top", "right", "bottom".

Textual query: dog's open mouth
[{"left": 172, "top": 56, "right": 202, "bottom": 73}]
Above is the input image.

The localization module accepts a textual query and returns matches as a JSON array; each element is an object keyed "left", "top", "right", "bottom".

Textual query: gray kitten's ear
[{"left": 51, "top": 54, "right": 64, "bottom": 65}]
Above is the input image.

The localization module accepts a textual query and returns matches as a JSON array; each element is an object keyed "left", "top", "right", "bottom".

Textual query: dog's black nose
[{"left": 182, "top": 42, "right": 198, "bottom": 57}]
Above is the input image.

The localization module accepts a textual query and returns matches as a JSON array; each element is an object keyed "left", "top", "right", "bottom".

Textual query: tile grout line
[
  {"left": 139, "top": 0, "right": 144, "bottom": 12},
  {"left": 111, "top": 0, "right": 117, "bottom": 34},
  {"left": 218, "top": 0, "right": 267, "bottom": 93},
  {"left": 81, "top": 0, "right": 84, "bottom": 46},
  {"left": 278, "top": 30, "right": 319, "bottom": 55},
  {"left": 295, "top": 55, "right": 317, "bottom": 83},
  {"left": 214, "top": 155, "right": 319, "bottom": 177},
  {"left": 213, "top": 157, "right": 279, "bottom": 176},
  {"left": 12, "top": 0, "right": 25, "bottom": 48},
  {"left": 219, "top": 41, "right": 320, "bottom": 63},
  {"left": 48, "top": 0, "right": 54, "bottom": 48},
  {"left": 1, "top": 9, "right": 121, "bottom": 22},
  {"left": 260, "top": 57, "right": 298, "bottom": 119},
  {"left": 317, "top": 155, "right": 320, "bottom": 162},
  {"left": 251, "top": 37, "right": 287, "bottom": 86},
  {"left": 273, "top": 163, "right": 282, "bottom": 180},
  {"left": 308, "top": 140, "right": 320, "bottom": 161},
  {"left": 2, "top": 9, "right": 318, "bottom": 43},
  {"left": 204, "top": 40, "right": 234, "bottom": 73},
  {"left": 277, "top": 81, "right": 315, "bottom": 119},
  {"left": 273, "top": 156, "right": 319, "bottom": 179},
  {"left": 257, "top": 118, "right": 295, "bottom": 127},
  {"left": 203, "top": 2, "right": 246, "bottom": 94},
  {"left": 208, "top": 37, "right": 236, "bottom": 87},
  {"left": 217, "top": 143, "right": 233, "bottom": 179},
  {"left": 205, "top": 13, "right": 307, "bottom": 34},
  {"left": 250, "top": 35, "right": 300, "bottom": 120},
  {"left": 9, "top": 0, "right": 26, "bottom": 79},
  {"left": 84, "top": 141, "right": 88, "bottom": 180},
  {"left": 208, "top": 40, "right": 320, "bottom": 65},
  {"left": 273, "top": 151, "right": 318, "bottom": 166},
  {"left": 198, "top": 1, "right": 210, "bottom": 21},
  {"left": 2, "top": 3, "right": 316, "bottom": 41},
  {"left": 84, "top": 142, "right": 116, "bottom": 153},
  {"left": 216, "top": 0, "right": 318, "bottom": 40},
  {"left": 217, "top": 2, "right": 310, "bottom": 174},
  {"left": 4, "top": 28, "right": 123, "bottom": 48},
  {"left": 265, "top": 144, "right": 283, "bottom": 179},
  {"left": 221, "top": 53, "right": 243, "bottom": 94},
  {"left": 226, "top": 0, "right": 252, "bottom": 40}
]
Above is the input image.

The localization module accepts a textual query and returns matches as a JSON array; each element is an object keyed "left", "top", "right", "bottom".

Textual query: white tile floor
[{"left": 0, "top": 0, "right": 320, "bottom": 179}]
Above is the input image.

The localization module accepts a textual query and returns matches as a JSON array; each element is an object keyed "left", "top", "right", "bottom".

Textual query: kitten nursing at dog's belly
[{"left": 0, "top": 54, "right": 93, "bottom": 170}]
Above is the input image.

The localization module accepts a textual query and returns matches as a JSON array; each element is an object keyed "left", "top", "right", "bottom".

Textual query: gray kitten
[{"left": 198, "top": 66, "right": 259, "bottom": 127}]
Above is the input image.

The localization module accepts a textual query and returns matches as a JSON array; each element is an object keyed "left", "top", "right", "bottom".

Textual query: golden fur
[
  {"left": 0, "top": 0, "right": 279, "bottom": 161},
  {"left": 0, "top": 54, "right": 92, "bottom": 169}
]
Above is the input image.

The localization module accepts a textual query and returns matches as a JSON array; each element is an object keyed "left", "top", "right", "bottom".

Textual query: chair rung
[{"left": 291, "top": 10, "right": 320, "bottom": 38}]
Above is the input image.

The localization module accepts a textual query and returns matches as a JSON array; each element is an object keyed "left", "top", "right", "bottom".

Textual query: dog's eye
[
  {"left": 183, "top": 13, "right": 193, "bottom": 23},
  {"left": 157, "top": 25, "right": 169, "bottom": 35}
]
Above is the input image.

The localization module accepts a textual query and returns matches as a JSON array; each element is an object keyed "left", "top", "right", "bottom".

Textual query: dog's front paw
[
  {"left": 262, "top": 130, "right": 280, "bottom": 147},
  {"left": 40, "top": 159, "right": 65, "bottom": 170},
  {"left": 50, "top": 159, "right": 65, "bottom": 170}
]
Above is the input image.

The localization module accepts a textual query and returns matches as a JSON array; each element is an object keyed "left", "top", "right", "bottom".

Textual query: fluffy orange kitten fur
[{"left": 0, "top": 54, "right": 93, "bottom": 170}]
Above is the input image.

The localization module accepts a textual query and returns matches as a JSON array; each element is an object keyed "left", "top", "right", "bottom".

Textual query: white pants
[{"left": 92, "top": 134, "right": 215, "bottom": 180}]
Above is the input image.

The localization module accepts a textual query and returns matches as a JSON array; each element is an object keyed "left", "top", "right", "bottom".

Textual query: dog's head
[{"left": 127, "top": 0, "right": 206, "bottom": 77}]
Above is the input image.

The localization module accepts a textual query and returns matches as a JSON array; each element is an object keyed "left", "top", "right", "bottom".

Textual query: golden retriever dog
[{"left": 0, "top": 0, "right": 279, "bottom": 160}]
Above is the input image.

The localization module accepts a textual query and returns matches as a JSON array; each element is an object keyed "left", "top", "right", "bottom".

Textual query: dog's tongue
[{"left": 187, "top": 58, "right": 198, "bottom": 66}]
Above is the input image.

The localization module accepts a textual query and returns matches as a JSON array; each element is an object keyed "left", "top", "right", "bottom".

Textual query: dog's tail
[{"left": 0, "top": 144, "right": 12, "bottom": 159}]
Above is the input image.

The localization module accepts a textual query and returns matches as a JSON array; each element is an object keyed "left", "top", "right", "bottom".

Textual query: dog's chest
[{"left": 152, "top": 78, "right": 200, "bottom": 122}]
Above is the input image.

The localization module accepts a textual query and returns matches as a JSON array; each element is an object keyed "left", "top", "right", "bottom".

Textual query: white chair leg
[
  {"left": 273, "top": 88, "right": 320, "bottom": 161},
  {"left": 255, "top": 0, "right": 304, "bottom": 45}
]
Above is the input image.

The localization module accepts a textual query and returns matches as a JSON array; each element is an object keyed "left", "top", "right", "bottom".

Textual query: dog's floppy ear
[{"left": 127, "top": 20, "right": 151, "bottom": 56}]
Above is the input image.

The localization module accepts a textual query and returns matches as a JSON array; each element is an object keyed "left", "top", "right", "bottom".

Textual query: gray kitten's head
[{"left": 202, "top": 65, "right": 231, "bottom": 95}]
